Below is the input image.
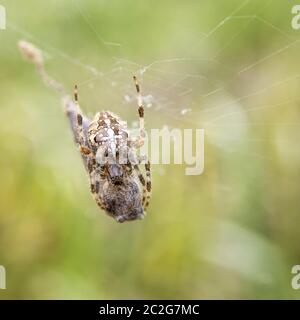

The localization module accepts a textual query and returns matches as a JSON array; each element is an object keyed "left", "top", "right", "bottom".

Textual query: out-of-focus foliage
[{"left": 0, "top": 0, "right": 300, "bottom": 299}]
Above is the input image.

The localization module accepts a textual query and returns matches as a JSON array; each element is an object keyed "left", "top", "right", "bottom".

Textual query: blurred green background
[{"left": 0, "top": 0, "right": 300, "bottom": 299}]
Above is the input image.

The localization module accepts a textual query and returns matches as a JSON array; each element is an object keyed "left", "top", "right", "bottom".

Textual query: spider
[
  {"left": 19, "top": 40, "right": 152, "bottom": 223},
  {"left": 69, "top": 78, "right": 152, "bottom": 222}
]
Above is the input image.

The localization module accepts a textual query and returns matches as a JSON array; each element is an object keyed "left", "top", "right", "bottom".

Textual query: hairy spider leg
[
  {"left": 132, "top": 76, "right": 146, "bottom": 148},
  {"left": 74, "top": 85, "right": 95, "bottom": 158},
  {"left": 133, "top": 157, "right": 152, "bottom": 211}
]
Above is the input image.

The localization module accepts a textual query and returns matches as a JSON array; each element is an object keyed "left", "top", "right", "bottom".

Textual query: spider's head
[{"left": 103, "top": 170, "right": 144, "bottom": 223}]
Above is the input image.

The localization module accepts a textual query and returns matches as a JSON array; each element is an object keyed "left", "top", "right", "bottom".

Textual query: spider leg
[
  {"left": 133, "top": 157, "right": 152, "bottom": 211},
  {"left": 132, "top": 76, "right": 146, "bottom": 149},
  {"left": 62, "top": 95, "right": 90, "bottom": 146},
  {"left": 144, "top": 160, "right": 152, "bottom": 210},
  {"left": 73, "top": 85, "right": 95, "bottom": 159},
  {"left": 74, "top": 85, "right": 87, "bottom": 146},
  {"left": 134, "top": 164, "right": 146, "bottom": 187}
]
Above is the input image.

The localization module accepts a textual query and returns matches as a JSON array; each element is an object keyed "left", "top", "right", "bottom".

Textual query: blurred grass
[{"left": 0, "top": 0, "right": 300, "bottom": 299}]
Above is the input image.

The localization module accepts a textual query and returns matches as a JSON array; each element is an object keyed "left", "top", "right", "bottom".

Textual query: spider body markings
[{"left": 70, "top": 78, "right": 152, "bottom": 223}]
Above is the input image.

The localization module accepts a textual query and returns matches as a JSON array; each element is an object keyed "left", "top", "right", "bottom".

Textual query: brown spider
[
  {"left": 70, "top": 78, "right": 152, "bottom": 222},
  {"left": 19, "top": 40, "right": 152, "bottom": 223}
]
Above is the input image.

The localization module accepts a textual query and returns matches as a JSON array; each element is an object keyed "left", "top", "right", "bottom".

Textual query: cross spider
[
  {"left": 67, "top": 77, "right": 152, "bottom": 223},
  {"left": 18, "top": 40, "right": 152, "bottom": 223}
]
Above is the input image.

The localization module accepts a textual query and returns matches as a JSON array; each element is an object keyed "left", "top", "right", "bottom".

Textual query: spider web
[{"left": 5, "top": 0, "right": 300, "bottom": 168}]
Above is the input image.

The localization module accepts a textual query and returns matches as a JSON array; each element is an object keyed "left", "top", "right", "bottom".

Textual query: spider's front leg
[
  {"left": 131, "top": 77, "right": 151, "bottom": 210},
  {"left": 62, "top": 85, "right": 96, "bottom": 175},
  {"left": 72, "top": 85, "right": 95, "bottom": 160},
  {"left": 77, "top": 118, "right": 94, "bottom": 159},
  {"left": 62, "top": 95, "right": 89, "bottom": 145},
  {"left": 132, "top": 76, "right": 146, "bottom": 149}
]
